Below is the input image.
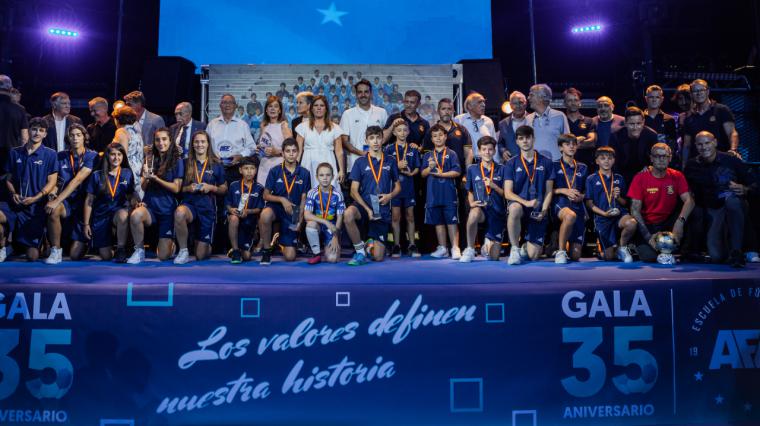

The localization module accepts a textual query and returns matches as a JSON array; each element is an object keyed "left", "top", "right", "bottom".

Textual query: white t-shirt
[
  {"left": 340, "top": 105, "right": 388, "bottom": 171},
  {"left": 55, "top": 118, "right": 66, "bottom": 152}
]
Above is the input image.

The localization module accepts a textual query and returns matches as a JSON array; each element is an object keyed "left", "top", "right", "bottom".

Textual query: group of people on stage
[{"left": 0, "top": 73, "right": 757, "bottom": 267}]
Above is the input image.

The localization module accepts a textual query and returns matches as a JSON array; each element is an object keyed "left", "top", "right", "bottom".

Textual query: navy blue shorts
[
  {"left": 4, "top": 203, "right": 45, "bottom": 248},
  {"left": 182, "top": 202, "right": 216, "bottom": 245},
  {"left": 356, "top": 204, "right": 390, "bottom": 243},
  {"left": 62, "top": 200, "right": 87, "bottom": 243},
  {"left": 229, "top": 214, "right": 257, "bottom": 251},
  {"left": 424, "top": 205, "right": 458, "bottom": 225},
  {"left": 484, "top": 210, "right": 506, "bottom": 242},
  {"left": 508, "top": 201, "right": 548, "bottom": 245},
  {"left": 553, "top": 204, "right": 586, "bottom": 245},
  {"left": 391, "top": 196, "right": 416, "bottom": 209},
  {"left": 0, "top": 202, "right": 17, "bottom": 237},
  {"left": 91, "top": 213, "right": 115, "bottom": 249},
  {"left": 267, "top": 203, "right": 299, "bottom": 247},
  {"left": 148, "top": 208, "right": 175, "bottom": 240}
]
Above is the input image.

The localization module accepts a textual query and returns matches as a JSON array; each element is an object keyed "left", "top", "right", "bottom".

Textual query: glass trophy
[
  {"left": 237, "top": 193, "right": 249, "bottom": 213},
  {"left": 258, "top": 133, "right": 271, "bottom": 157},
  {"left": 529, "top": 184, "right": 542, "bottom": 220},
  {"left": 289, "top": 203, "right": 300, "bottom": 230},
  {"left": 370, "top": 194, "right": 381, "bottom": 219},
  {"left": 474, "top": 179, "right": 487, "bottom": 205}
]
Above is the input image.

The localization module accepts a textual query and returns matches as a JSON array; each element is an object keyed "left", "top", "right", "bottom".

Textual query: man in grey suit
[
  {"left": 169, "top": 102, "right": 206, "bottom": 158},
  {"left": 42, "top": 92, "right": 82, "bottom": 152},
  {"left": 124, "top": 90, "right": 165, "bottom": 145},
  {"left": 497, "top": 91, "right": 528, "bottom": 162}
]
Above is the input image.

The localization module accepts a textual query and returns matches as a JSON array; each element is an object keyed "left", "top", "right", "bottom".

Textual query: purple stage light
[
  {"left": 571, "top": 24, "right": 602, "bottom": 34},
  {"left": 48, "top": 27, "right": 79, "bottom": 38}
]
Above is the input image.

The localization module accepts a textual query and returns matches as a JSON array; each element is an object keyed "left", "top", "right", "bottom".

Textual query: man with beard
[
  {"left": 340, "top": 79, "right": 388, "bottom": 173},
  {"left": 609, "top": 107, "right": 659, "bottom": 185},
  {"left": 423, "top": 98, "right": 472, "bottom": 170},
  {"left": 592, "top": 96, "right": 625, "bottom": 149},
  {"left": 682, "top": 79, "right": 740, "bottom": 167},
  {"left": 497, "top": 91, "right": 529, "bottom": 162},
  {"left": 563, "top": 87, "right": 596, "bottom": 167},
  {"left": 385, "top": 89, "right": 430, "bottom": 147}
]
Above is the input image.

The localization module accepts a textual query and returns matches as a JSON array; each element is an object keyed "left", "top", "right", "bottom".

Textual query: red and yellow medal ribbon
[
  {"left": 240, "top": 180, "right": 254, "bottom": 210},
  {"left": 395, "top": 142, "right": 408, "bottom": 168},
  {"left": 282, "top": 163, "right": 296, "bottom": 196},
  {"left": 367, "top": 153, "right": 384, "bottom": 185},
  {"left": 107, "top": 167, "right": 121, "bottom": 200},
  {"left": 598, "top": 171, "right": 615, "bottom": 207},
  {"left": 560, "top": 159, "right": 577, "bottom": 190},
  {"left": 195, "top": 159, "right": 208, "bottom": 185},
  {"left": 433, "top": 147, "right": 447, "bottom": 173},
  {"left": 520, "top": 153, "right": 537, "bottom": 185},
  {"left": 318, "top": 187, "right": 333, "bottom": 219},
  {"left": 480, "top": 161, "right": 494, "bottom": 195}
]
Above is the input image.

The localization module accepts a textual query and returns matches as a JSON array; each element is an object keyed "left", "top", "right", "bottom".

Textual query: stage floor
[{"left": 3, "top": 255, "right": 758, "bottom": 285}]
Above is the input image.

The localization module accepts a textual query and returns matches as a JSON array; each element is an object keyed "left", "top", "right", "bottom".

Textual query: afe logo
[
  {"left": 562, "top": 290, "right": 652, "bottom": 319},
  {"left": 709, "top": 329, "right": 760, "bottom": 370}
]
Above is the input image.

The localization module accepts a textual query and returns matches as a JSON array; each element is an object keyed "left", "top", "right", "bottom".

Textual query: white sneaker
[
  {"left": 519, "top": 243, "right": 529, "bottom": 260},
  {"left": 745, "top": 251, "right": 760, "bottom": 263},
  {"left": 459, "top": 247, "right": 475, "bottom": 263},
  {"left": 657, "top": 253, "right": 676, "bottom": 265},
  {"left": 44, "top": 247, "right": 63, "bottom": 265},
  {"left": 0, "top": 246, "right": 11, "bottom": 262},
  {"left": 617, "top": 246, "right": 633, "bottom": 263},
  {"left": 127, "top": 248, "right": 145, "bottom": 265},
  {"left": 174, "top": 248, "right": 190, "bottom": 265},
  {"left": 430, "top": 245, "right": 448, "bottom": 258},
  {"left": 451, "top": 246, "right": 462, "bottom": 260},
  {"left": 508, "top": 247, "right": 522, "bottom": 265},
  {"left": 554, "top": 250, "right": 569, "bottom": 264},
  {"left": 480, "top": 238, "right": 493, "bottom": 258}
]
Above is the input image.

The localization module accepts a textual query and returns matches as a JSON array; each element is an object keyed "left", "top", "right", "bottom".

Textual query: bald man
[
  {"left": 592, "top": 96, "right": 625, "bottom": 149},
  {"left": 169, "top": 102, "right": 206, "bottom": 158}
]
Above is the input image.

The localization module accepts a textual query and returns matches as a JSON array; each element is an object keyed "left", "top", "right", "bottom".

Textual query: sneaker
[
  {"left": 126, "top": 248, "right": 145, "bottom": 265},
  {"left": 430, "top": 245, "right": 448, "bottom": 258},
  {"left": 508, "top": 247, "right": 522, "bottom": 265},
  {"left": 44, "top": 247, "right": 63, "bottom": 265},
  {"left": 260, "top": 249, "right": 272, "bottom": 266},
  {"left": 348, "top": 252, "right": 368, "bottom": 266},
  {"left": 459, "top": 247, "right": 476, "bottom": 263},
  {"left": 617, "top": 245, "right": 633, "bottom": 263},
  {"left": 391, "top": 245, "right": 401, "bottom": 258},
  {"left": 307, "top": 254, "right": 322, "bottom": 264},
  {"left": 174, "top": 248, "right": 190, "bottom": 265},
  {"left": 408, "top": 244, "right": 421, "bottom": 258},
  {"left": 230, "top": 249, "right": 242, "bottom": 264},
  {"left": 0, "top": 246, "right": 6, "bottom": 263},
  {"left": 519, "top": 243, "right": 529, "bottom": 260},
  {"left": 745, "top": 251, "right": 760, "bottom": 263},
  {"left": 554, "top": 250, "right": 569, "bottom": 264},
  {"left": 729, "top": 250, "right": 746, "bottom": 268},
  {"left": 656, "top": 253, "right": 676, "bottom": 265},
  {"left": 451, "top": 246, "right": 462, "bottom": 260},
  {"left": 114, "top": 247, "right": 127, "bottom": 263},
  {"left": 480, "top": 238, "right": 493, "bottom": 258}
]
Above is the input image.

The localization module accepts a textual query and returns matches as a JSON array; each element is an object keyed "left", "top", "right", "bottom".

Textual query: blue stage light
[
  {"left": 48, "top": 27, "right": 79, "bottom": 38},
  {"left": 571, "top": 24, "right": 603, "bottom": 34}
]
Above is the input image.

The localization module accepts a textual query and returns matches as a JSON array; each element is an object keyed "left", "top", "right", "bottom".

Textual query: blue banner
[{"left": 1, "top": 279, "right": 758, "bottom": 425}]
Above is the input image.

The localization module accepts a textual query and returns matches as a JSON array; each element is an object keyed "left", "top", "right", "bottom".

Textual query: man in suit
[
  {"left": 169, "top": 102, "right": 206, "bottom": 158},
  {"left": 497, "top": 91, "right": 528, "bottom": 162},
  {"left": 43, "top": 92, "right": 82, "bottom": 152},
  {"left": 123, "top": 90, "right": 165, "bottom": 145}
]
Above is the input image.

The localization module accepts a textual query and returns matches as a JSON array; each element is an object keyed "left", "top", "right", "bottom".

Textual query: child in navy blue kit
[
  {"left": 384, "top": 120, "right": 421, "bottom": 257},
  {"left": 304, "top": 162, "right": 346, "bottom": 264},
  {"left": 0, "top": 117, "right": 59, "bottom": 262},
  {"left": 504, "top": 125, "right": 555, "bottom": 264},
  {"left": 584, "top": 146, "right": 638, "bottom": 262},
  {"left": 344, "top": 126, "right": 400, "bottom": 265},
  {"left": 422, "top": 124, "right": 461, "bottom": 259},
  {"left": 552, "top": 134, "right": 589, "bottom": 263},
  {"left": 226, "top": 156, "right": 264, "bottom": 263},
  {"left": 128, "top": 128, "right": 184, "bottom": 264},
  {"left": 259, "top": 138, "right": 311, "bottom": 265},
  {"left": 44, "top": 123, "right": 97, "bottom": 264},
  {"left": 83, "top": 143, "right": 135, "bottom": 262},
  {"left": 174, "top": 130, "right": 227, "bottom": 264},
  {"left": 460, "top": 136, "right": 505, "bottom": 262}
]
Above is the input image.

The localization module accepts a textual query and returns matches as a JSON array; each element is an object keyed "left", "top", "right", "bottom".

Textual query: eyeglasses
[{"left": 650, "top": 154, "right": 671, "bottom": 159}]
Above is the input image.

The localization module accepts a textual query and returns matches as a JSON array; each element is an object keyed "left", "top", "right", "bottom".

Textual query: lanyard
[
  {"left": 520, "top": 153, "right": 537, "bottom": 185},
  {"left": 318, "top": 187, "right": 333, "bottom": 219},
  {"left": 240, "top": 180, "right": 254, "bottom": 210},
  {"left": 598, "top": 171, "right": 615, "bottom": 206},
  {"left": 433, "top": 147, "right": 447, "bottom": 173},
  {"left": 195, "top": 159, "right": 208, "bottom": 185},
  {"left": 282, "top": 163, "right": 296, "bottom": 196},
  {"left": 480, "top": 161, "right": 494, "bottom": 195},
  {"left": 107, "top": 167, "right": 121, "bottom": 199},
  {"left": 560, "top": 159, "right": 577, "bottom": 190},
  {"left": 367, "top": 153, "right": 384, "bottom": 185}
]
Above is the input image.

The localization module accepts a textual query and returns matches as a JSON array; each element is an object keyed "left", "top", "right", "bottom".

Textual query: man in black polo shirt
[
  {"left": 609, "top": 106, "right": 659, "bottom": 185},
  {"left": 384, "top": 89, "right": 430, "bottom": 146},
  {"left": 684, "top": 131, "right": 753, "bottom": 267},
  {"left": 682, "top": 79, "right": 740, "bottom": 167},
  {"left": 0, "top": 75, "right": 29, "bottom": 174},
  {"left": 563, "top": 87, "right": 596, "bottom": 167},
  {"left": 422, "top": 98, "right": 471, "bottom": 170},
  {"left": 643, "top": 85, "right": 678, "bottom": 168},
  {"left": 86, "top": 97, "right": 116, "bottom": 155}
]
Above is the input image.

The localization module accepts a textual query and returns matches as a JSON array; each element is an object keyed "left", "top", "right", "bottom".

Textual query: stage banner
[
  {"left": 205, "top": 64, "right": 457, "bottom": 137},
  {"left": 1, "top": 279, "right": 758, "bottom": 425}
]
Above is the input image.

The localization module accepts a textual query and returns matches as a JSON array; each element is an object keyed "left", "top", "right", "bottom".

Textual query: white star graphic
[
  {"left": 744, "top": 402, "right": 752, "bottom": 412},
  {"left": 694, "top": 371, "right": 703, "bottom": 381},
  {"left": 317, "top": 3, "right": 348, "bottom": 26},
  {"left": 715, "top": 394, "right": 724, "bottom": 405}
]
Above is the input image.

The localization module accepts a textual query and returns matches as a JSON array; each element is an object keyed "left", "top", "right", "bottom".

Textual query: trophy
[
  {"left": 370, "top": 193, "right": 382, "bottom": 219},
  {"left": 258, "top": 133, "right": 271, "bottom": 157},
  {"left": 237, "top": 193, "right": 249, "bottom": 214},
  {"left": 654, "top": 232, "right": 678, "bottom": 254},
  {"left": 474, "top": 178, "right": 487, "bottom": 205},
  {"left": 288, "top": 203, "right": 300, "bottom": 231},
  {"left": 529, "top": 184, "right": 542, "bottom": 220}
]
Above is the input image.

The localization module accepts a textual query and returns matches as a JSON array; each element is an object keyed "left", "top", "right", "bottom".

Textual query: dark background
[{"left": 1, "top": 0, "right": 758, "bottom": 132}]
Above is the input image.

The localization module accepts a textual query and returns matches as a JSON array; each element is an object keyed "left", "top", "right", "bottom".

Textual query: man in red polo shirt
[{"left": 628, "top": 143, "right": 695, "bottom": 264}]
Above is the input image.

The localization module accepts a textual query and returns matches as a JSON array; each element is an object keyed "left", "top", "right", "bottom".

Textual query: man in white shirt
[
  {"left": 454, "top": 92, "right": 497, "bottom": 163},
  {"left": 206, "top": 94, "right": 257, "bottom": 181},
  {"left": 124, "top": 90, "right": 165, "bottom": 146},
  {"left": 526, "top": 84, "right": 570, "bottom": 160},
  {"left": 42, "top": 92, "right": 81, "bottom": 152},
  {"left": 340, "top": 79, "right": 388, "bottom": 171}
]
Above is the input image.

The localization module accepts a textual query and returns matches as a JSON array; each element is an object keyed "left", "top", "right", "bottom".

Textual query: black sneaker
[
  {"left": 408, "top": 244, "right": 421, "bottom": 258},
  {"left": 391, "top": 244, "right": 401, "bottom": 258},
  {"left": 230, "top": 249, "right": 242, "bottom": 264},
  {"left": 728, "top": 249, "right": 745, "bottom": 268},
  {"left": 260, "top": 249, "right": 272, "bottom": 266},
  {"left": 114, "top": 247, "right": 127, "bottom": 263}
]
